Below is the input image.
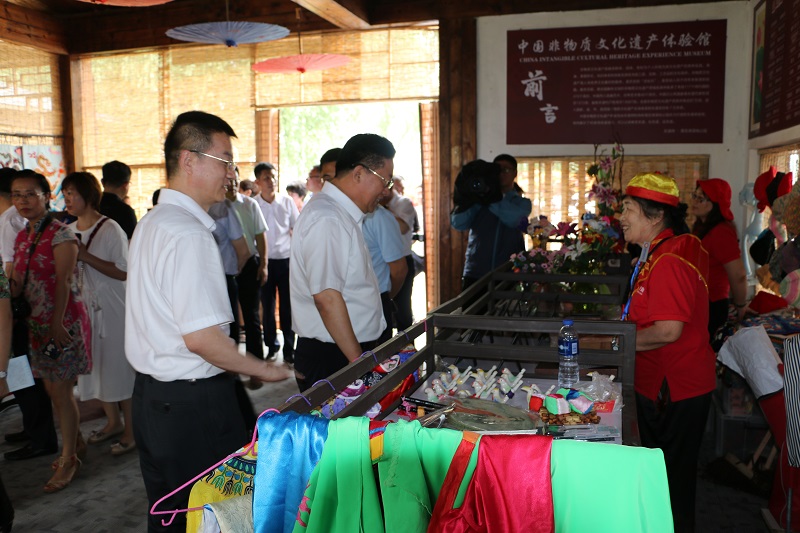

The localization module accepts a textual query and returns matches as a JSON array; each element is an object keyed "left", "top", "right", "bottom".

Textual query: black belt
[{"left": 136, "top": 371, "right": 231, "bottom": 386}]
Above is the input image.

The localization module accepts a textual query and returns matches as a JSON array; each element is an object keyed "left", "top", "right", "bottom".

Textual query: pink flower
[{"left": 554, "top": 221, "right": 577, "bottom": 237}]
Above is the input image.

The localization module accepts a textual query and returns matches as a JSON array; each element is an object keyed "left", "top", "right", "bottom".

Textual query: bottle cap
[{"left": 563, "top": 319, "right": 574, "bottom": 326}]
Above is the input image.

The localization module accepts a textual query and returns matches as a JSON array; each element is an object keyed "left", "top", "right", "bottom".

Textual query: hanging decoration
[
  {"left": 252, "top": 9, "right": 351, "bottom": 74},
  {"left": 166, "top": 0, "right": 289, "bottom": 47},
  {"left": 252, "top": 53, "right": 350, "bottom": 74}
]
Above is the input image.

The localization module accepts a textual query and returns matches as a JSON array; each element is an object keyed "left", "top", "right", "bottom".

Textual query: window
[
  {"left": 516, "top": 155, "right": 710, "bottom": 225},
  {"left": 76, "top": 28, "right": 439, "bottom": 218}
]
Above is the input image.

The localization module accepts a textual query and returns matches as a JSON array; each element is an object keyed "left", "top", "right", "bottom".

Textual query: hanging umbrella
[
  {"left": 77, "top": 0, "right": 173, "bottom": 5},
  {"left": 166, "top": 21, "right": 289, "bottom": 48},
  {"left": 252, "top": 53, "right": 351, "bottom": 74}
]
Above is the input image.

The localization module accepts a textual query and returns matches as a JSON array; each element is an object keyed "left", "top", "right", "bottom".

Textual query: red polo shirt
[
  {"left": 629, "top": 230, "right": 717, "bottom": 402},
  {"left": 701, "top": 223, "right": 741, "bottom": 302}
]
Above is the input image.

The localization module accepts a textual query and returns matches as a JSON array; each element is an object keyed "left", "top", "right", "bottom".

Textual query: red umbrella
[
  {"left": 77, "top": 0, "right": 173, "bottom": 5},
  {"left": 252, "top": 54, "right": 351, "bottom": 74}
]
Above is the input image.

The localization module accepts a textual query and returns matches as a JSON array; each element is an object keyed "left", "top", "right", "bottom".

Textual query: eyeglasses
[
  {"left": 690, "top": 193, "right": 708, "bottom": 203},
  {"left": 190, "top": 150, "right": 236, "bottom": 171},
  {"left": 357, "top": 163, "right": 394, "bottom": 190},
  {"left": 11, "top": 191, "right": 43, "bottom": 201}
]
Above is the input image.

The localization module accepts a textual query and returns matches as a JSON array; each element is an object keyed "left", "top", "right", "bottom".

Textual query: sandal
[
  {"left": 87, "top": 428, "right": 123, "bottom": 445},
  {"left": 110, "top": 440, "right": 137, "bottom": 456},
  {"left": 44, "top": 454, "right": 81, "bottom": 493},
  {"left": 52, "top": 432, "right": 87, "bottom": 471}
]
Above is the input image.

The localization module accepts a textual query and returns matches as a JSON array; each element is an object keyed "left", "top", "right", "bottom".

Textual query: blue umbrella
[{"left": 166, "top": 21, "right": 289, "bottom": 47}]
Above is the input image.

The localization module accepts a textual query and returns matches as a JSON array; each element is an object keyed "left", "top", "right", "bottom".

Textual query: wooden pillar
[
  {"left": 60, "top": 56, "right": 76, "bottom": 173},
  {"left": 437, "top": 17, "right": 477, "bottom": 305}
]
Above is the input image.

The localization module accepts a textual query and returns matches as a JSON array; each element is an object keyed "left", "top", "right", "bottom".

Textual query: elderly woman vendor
[{"left": 619, "top": 173, "right": 716, "bottom": 533}]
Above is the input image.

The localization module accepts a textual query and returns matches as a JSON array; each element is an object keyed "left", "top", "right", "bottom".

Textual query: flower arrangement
[{"left": 511, "top": 142, "right": 626, "bottom": 276}]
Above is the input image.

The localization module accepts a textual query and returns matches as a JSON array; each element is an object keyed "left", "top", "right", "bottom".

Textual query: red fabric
[
  {"left": 701, "top": 223, "right": 741, "bottom": 301},
  {"left": 629, "top": 229, "right": 717, "bottom": 402},
  {"left": 749, "top": 291, "right": 789, "bottom": 314},
  {"left": 428, "top": 433, "right": 554, "bottom": 533}
]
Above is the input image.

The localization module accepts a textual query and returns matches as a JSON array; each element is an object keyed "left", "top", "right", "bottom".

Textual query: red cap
[
  {"left": 697, "top": 179, "right": 733, "bottom": 221},
  {"left": 754, "top": 166, "right": 792, "bottom": 212}
]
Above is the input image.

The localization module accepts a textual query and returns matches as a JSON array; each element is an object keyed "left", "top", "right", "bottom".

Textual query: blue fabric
[
  {"left": 362, "top": 206, "right": 407, "bottom": 293},
  {"left": 450, "top": 190, "right": 532, "bottom": 278},
  {"left": 253, "top": 411, "right": 329, "bottom": 533}
]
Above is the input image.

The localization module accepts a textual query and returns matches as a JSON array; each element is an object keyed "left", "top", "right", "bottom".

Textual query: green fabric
[
  {"left": 378, "top": 420, "right": 463, "bottom": 533},
  {"left": 551, "top": 440, "right": 674, "bottom": 532},
  {"left": 292, "top": 417, "right": 384, "bottom": 533}
]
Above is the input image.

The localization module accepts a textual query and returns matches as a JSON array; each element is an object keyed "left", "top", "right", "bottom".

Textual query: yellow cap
[{"left": 625, "top": 173, "right": 680, "bottom": 207}]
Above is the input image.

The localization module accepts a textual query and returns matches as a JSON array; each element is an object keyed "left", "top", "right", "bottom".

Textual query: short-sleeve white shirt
[
  {"left": 255, "top": 193, "right": 298, "bottom": 260},
  {"left": 386, "top": 192, "right": 416, "bottom": 251},
  {"left": 290, "top": 181, "right": 385, "bottom": 343},
  {"left": 230, "top": 193, "right": 267, "bottom": 258},
  {"left": 125, "top": 189, "right": 233, "bottom": 381},
  {"left": 0, "top": 206, "right": 26, "bottom": 265}
]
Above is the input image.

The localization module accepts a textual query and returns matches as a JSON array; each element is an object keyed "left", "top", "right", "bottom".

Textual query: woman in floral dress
[{"left": 9, "top": 170, "right": 91, "bottom": 493}]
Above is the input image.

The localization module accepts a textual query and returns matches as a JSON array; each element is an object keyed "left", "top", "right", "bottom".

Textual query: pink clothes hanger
[{"left": 149, "top": 407, "right": 281, "bottom": 527}]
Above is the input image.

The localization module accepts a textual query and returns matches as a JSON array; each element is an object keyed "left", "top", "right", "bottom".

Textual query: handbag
[
  {"left": 11, "top": 296, "right": 31, "bottom": 321},
  {"left": 11, "top": 215, "right": 52, "bottom": 323}
]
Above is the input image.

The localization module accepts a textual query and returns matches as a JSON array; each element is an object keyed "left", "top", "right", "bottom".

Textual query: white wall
[{"left": 477, "top": 2, "right": 753, "bottom": 226}]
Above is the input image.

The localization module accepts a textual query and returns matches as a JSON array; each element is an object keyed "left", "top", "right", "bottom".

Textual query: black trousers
[
  {"left": 708, "top": 298, "right": 729, "bottom": 342},
  {"left": 133, "top": 372, "right": 248, "bottom": 533},
  {"left": 11, "top": 321, "right": 57, "bottom": 451},
  {"left": 378, "top": 291, "right": 394, "bottom": 345},
  {"left": 0, "top": 473, "right": 11, "bottom": 530},
  {"left": 294, "top": 337, "right": 378, "bottom": 392},
  {"left": 637, "top": 389, "right": 711, "bottom": 533},
  {"left": 392, "top": 255, "right": 415, "bottom": 330},
  {"left": 235, "top": 256, "right": 263, "bottom": 359},
  {"left": 261, "top": 258, "right": 295, "bottom": 361},
  {"left": 224, "top": 274, "right": 239, "bottom": 343}
]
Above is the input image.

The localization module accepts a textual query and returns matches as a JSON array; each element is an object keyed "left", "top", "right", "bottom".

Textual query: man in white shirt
[
  {"left": 0, "top": 168, "right": 26, "bottom": 275},
  {"left": 290, "top": 134, "right": 395, "bottom": 391},
  {"left": 126, "top": 111, "right": 290, "bottom": 532},
  {"left": 384, "top": 179, "right": 418, "bottom": 329},
  {"left": 254, "top": 162, "right": 299, "bottom": 364},
  {"left": 304, "top": 165, "right": 322, "bottom": 205},
  {"left": 230, "top": 168, "right": 269, "bottom": 362}
]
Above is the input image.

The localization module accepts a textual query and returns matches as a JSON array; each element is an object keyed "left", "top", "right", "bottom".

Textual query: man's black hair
[
  {"left": 0, "top": 167, "right": 18, "bottom": 195},
  {"left": 319, "top": 148, "right": 341, "bottom": 168},
  {"left": 335, "top": 134, "right": 395, "bottom": 177},
  {"left": 493, "top": 154, "right": 517, "bottom": 167},
  {"left": 101, "top": 160, "right": 132, "bottom": 187},
  {"left": 254, "top": 162, "right": 276, "bottom": 178},
  {"left": 164, "top": 110, "right": 237, "bottom": 180}
]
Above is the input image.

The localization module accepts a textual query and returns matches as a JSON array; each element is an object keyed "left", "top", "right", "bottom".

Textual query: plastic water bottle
[{"left": 558, "top": 319, "right": 580, "bottom": 388}]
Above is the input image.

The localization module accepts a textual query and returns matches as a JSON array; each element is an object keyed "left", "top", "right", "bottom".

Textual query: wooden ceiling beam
[
  {"left": 368, "top": 0, "right": 733, "bottom": 24},
  {"left": 290, "top": 0, "right": 370, "bottom": 29},
  {"left": 0, "top": 1, "right": 67, "bottom": 54},
  {"left": 63, "top": 0, "right": 336, "bottom": 55}
]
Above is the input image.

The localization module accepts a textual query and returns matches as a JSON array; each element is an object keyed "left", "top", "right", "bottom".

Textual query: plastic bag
[{"left": 578, "top": 372, "right": 623, "bottom": 412}]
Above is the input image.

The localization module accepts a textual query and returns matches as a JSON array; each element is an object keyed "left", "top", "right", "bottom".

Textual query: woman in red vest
[{"left": 620, "top": 173, "right": 716, "bottom": 533}]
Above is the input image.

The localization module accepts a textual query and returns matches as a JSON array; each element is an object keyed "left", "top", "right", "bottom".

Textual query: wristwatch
[{"left": 0, "top": 371, "right": 7, "bottom": 379}]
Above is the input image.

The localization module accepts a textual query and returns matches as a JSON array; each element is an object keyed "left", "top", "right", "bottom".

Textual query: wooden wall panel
[
  {"left": 0, "top": 2, "right": 66, "bottom": 55},
  {"left": 437, "top": 17, "right": 476, "bottom": 304}
]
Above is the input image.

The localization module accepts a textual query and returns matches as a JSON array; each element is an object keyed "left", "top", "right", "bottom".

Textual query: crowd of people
[
  {"left": 0, "top": 111, "right": 423, "bottom": 532},
  {"left": 0, "top": 107, "right": 759, "bottom": 533}
]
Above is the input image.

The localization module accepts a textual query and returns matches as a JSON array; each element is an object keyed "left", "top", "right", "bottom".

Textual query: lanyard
[{"left": 620, "top": 238, "right": 670, "bottom": 321}]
